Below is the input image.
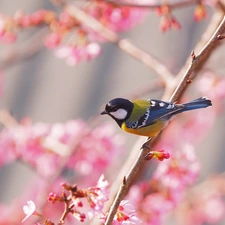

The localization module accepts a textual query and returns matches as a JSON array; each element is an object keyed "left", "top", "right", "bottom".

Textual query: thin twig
[
  {"left": 169, "top": 14, "right": 225, "bottom": 102},
  {"left": 163, "top": 11, "right": 225, "bottom": 101},
  {"left": 66, "top": 5, "right": 174, "bottom": 85},
  {"left": 102, "top": 0, "right": 196, "bottom": 10},
  {"left": 217, "top": 0, "right": 225, "bottom": 14},
  {"left": 0, "top": 110, "right": 19, "bottom": 128},
  {"left": 0, "top": 28, "right": 47, "bottom": 70},
  {"left": 104, "top": 14, "right": 225, "bottom": 225},
  {"left": 118, "top": 40, "right": 174, "bottom": 84},
  {"left": 59, "top": 193, "right": 72, "bottom": 224}
]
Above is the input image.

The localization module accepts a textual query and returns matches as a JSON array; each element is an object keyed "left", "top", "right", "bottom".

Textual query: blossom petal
[{"left": 22, "top": 200, "right": 36, "bottom": 223}]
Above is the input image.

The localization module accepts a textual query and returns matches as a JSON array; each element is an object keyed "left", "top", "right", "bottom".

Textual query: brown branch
[
  {"left": 217, "top": 0, "right": 225, "bottom": 14},
  {"left": 50, "top": 0, "right": 67, "bottom": 7},
  {"left": 103, "top": 0, "right": 196, "bottom": 10},
  {"left": 103, "top": 14, "right": 225, "bottom": 225},
  {"left": 59, "top": 193, "right": 73, "bottom": 224},
  {"left": 118, "top": 39, "right": 174, "bottom": 84},
  {"left": 66, "top": 5, "right": 174, "bottom": 85},
  {"left": 0, "top": 110, "right": 19, "bottom": 128},
  {"left": 104, "top": 147, "right": 150, "bottom": 224},
  {"left": 162, "top": 10, "right": 225, "bottom": 101},
  {"left": 0, "top": 28, "right": 47, "bottom": 70},
  {"left": 169, "top": 13, "right": 225, "bottom": 102}
]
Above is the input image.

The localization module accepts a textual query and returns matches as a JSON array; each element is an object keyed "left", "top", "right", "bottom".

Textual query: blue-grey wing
[{"left": 126, "top": 99, "right": 184, "bottom": 129}]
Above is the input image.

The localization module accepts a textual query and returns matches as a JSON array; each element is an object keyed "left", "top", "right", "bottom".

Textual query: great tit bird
[{"left": 100, "top": 97, "right": 212, "bottom": 138}]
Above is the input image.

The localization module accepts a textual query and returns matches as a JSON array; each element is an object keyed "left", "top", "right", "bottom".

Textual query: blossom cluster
[
  {"left": 0, "top": 119, "right": 124, "bottom": 183},
  {"left": 197, "top": 71, "right": 225, "bottom": 112},
  {"left": 0, "top": 0, "right": 146, "bottom": 65},
  {"left": 48, "top": 175, "right": 109, "bottom": 223},
  {"left": 102, "top": 200, "right": 142, "bottom": 225},
  {"left": 175, "top": 175, "right": 225, "bottom": 225},
  {"left": 0, "top": 118, "right": 126, "bottom": 224},
  {"left": 0, "top": 0, "right": 213, "bottom": 65},
  {"left": 21, "top": 176, "right": 108, "bottom": 224},
  {"left": 21, "top": 176, "right": 141, "bottom": 225},
  {"left": 128, "top": 144, "right": 202, "bottom": 225}
]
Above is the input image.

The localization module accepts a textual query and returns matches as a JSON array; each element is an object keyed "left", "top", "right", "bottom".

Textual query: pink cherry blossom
[
  {"left": 176, "top": 179, "right": 225, "bottom": 225},
  {"left": 153, "top": 144, "right": 201, "bottom": 192},
  {"left": 71, "top": 210, "right": 86, "bottom": 222},
  {"left": 156, "top": 5, "right": 181, "bottom": 32},
  {"left": 113, "top": 200, "right": 142, "bottom": 225},
  {"left": 55, "top": 42, "right": 101, "bottom": 66},
  {"left": 197, "top": 72, "right": 225, "bottom": 106},
  {"left": 0, "top": 71, "right": 3, "bottom": 98},
  {"left": 194, "top": 2, "right": 206, "bottom": 22},
  {"left": 145, "top": 150, "right": 170, "bottom": 161},
  {"left": 203, "top": 196, "right": 225, "bottom": 224},
  {"left": 159, "top": 15, "right": 181, "bottom": 32},
  {"left": 0, "top": 119, "right": 124, "bottom": 184},
  {"left": 72, "top": 196, "right": 83, "bottom": 208},
  {"left": 47, "top": 175, "right": 110, "bottom": 223},
  {"left": 85, "top": 174, "right": 109, "bottom": 218},
  {"left": 67, "top": 123, "right": 124, "bottom": 184},
  {"left": 101, "top": 200, "right": 141, "bottom": 225},
  {"left": 126, "top": 142, "right": 202, "bottom": 225},
  {"left": 45, "top": 32, "right": 62, "bottom": 49},
  {"left": 85, "top": 0, "right": 149, "bottom": 32},
  {"left": 0, "top": 16, "right": 4, "bottom": 34},
  {"left": 141, "top": 193, "right": 173, "bottom": 225},
  {"left": 22, "top": 200, "right": 36, "bottom": 222},
  {"left": 0, "top": 15, "right": 17, "bottom": 43}
]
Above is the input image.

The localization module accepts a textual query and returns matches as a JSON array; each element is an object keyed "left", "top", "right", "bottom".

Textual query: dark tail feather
[{"left": 183, "top": 97, "right": 212, "bottom": 111}]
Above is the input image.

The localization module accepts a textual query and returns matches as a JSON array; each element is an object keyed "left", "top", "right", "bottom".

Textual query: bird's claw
[
  {"left": 141, "top": 137, "right": 152, "bottom": 150},
  {"left": 141, "top": 142, "right": 151, "bottom": 150}
]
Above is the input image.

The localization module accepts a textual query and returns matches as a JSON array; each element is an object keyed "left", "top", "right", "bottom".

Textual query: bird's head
[{"left": 100, "top": 98, "right": 133, "bottom": 125}]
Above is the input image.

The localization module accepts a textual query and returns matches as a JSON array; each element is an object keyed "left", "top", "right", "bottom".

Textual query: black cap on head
[{"left": 100, "top": 98, "right": 134, "bottom": 126}]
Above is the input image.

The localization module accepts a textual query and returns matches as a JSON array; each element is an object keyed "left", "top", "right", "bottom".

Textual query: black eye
[
  {"left": 106, "top": 104, "right": 117, "bottom": 112},
  {"left": 111, "top": 106, "right": 119, "bottom": 111}
]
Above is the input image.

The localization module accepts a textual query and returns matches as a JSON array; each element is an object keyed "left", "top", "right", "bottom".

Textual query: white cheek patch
[{"left": 110, "top": 109, "right": 128, "bottom": 120}]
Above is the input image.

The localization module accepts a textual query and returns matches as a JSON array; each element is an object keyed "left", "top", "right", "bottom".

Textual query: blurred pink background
[{"left": 0, "top": 0, "right": 225, "bottom": 217}]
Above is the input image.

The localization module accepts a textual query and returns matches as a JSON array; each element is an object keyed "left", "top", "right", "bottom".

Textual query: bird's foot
[{"left": 141, "top": 138, "right": 152, "bottom": 150}]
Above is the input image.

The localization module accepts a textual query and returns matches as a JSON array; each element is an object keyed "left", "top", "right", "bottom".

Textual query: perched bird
[{"left": 100, "top": 97, "right": 212, "bottom": 138}]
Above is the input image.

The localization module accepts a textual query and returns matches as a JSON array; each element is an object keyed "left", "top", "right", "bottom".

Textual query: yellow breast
[{"left": 121, "top": 119, "right": 165, "bottom": 137}]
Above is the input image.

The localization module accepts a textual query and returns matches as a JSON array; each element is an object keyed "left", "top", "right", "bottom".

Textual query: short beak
[{"left": 100, "top": 110, "right": 107, "bottom": 115}]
